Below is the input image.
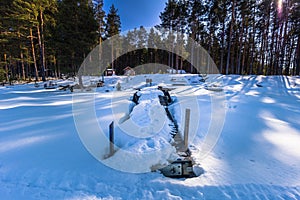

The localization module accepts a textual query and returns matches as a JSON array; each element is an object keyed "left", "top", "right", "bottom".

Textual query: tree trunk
[
  {"left": 269, "top": 24, "right": 276, "bottom": 75},
  {"left": 99, "top": 35, "right": 103, "bottom": 74},
  {"left": 4, "top": 53, "right": 8, "bottom": 82},
  {"left": 249, "top": 5, "right": 256, "bottom": 75},
  {"left": 20, "top": 52, "right": 25, "bottom": 80},
  {"left": 296, "top": 35, "right": 300, "bottom": 75},
  {"left": 237, "top": 17, "right": 245, "bottom": 75},
  {"left": 30, "top": 28, "right": 39, "bottom": 81},
  {"left": 53, "top": 55, "right": 58, "bottom": 79},
  {"left": 111, "top": 39, "right": 114, "bottom": 70},
  {"left": 190, "top": 35, "right": 195, "bottom": 73},
  {"left": 171, "top": 43, "right": 174, "bottom": 72},
  {"left": 284, "top": 36, "right": 292, "bottom": 75},
  {"left": 276, "top": 22, "right": 284, "bottom": 74},
  {"left": 220, "top": 21, "right": 225, "bottom": 74},
  {"left": 36, "top": 9, "right": 46, "bottom": 82},
  {"left": 37, "top": 24, "right": 45, "bottom": 81},
  {"left": 273, "top": 31, "right": 279, "bottom": 74},
  {"left": 175, "top": 36, "right": 179, "bottom": 72},
  {"left": 226, "top": 0, "right": 236, "bottom": 75},
  {"left": 241, "top": 23, "right": 248, "bottom": 75},
  {"left": 40, "top": 9, "right": 46, "bottom": 79},
  {"left": 281, "top": 8, "right": 289, "bottom": 74}
]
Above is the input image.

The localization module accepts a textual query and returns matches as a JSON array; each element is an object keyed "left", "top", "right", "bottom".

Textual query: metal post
[
  {"left": 184, "top": 109, "right": 190, "bottom": 150},
  {"left": 109, "top": 121, "right": 114, "bottom": 156}
]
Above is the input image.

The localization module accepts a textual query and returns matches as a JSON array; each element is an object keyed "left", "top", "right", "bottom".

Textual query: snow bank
[{"left": 109, "top": 88, "right": 177, "bottom": 172}]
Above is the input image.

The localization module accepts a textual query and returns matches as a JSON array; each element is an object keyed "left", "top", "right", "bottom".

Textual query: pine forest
[{"left": 0, "top": 0, "right": 299, "bottom": 83}]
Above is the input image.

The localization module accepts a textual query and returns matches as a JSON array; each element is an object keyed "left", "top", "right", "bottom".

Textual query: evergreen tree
[
  {"left": 290, "top": 0, "right": 300, "bottom": 75},
  {"left": 0, "top": 0, "right": 18, "bottom": 81},
  {"left": 93, "top": 0, "right": 106, "bottom": 75},
  {"left": 105, "top": 4, "right": 121, "bottom": 70},
  {"left": 225, "top": 0, "right": 236, "bottom": 74},
  {"left": 55, "top": 0, "right": 97, "bottom": 75},
  {"left": 147, "top": 27, "right": 162, "bottom": 66},
  {"left": 159, "top": 0, "right": 179, "bottom": 31},
  {"left": 9, "top": 0, "right": 57, "bottom": 81},
  {"left": 105, "top": 4, "right": 121, "bottom": 38},
  {"left": 94, "top": 0, "right": 106, "bottom": 42}
]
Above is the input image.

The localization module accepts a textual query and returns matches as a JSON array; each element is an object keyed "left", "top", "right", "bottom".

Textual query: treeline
[
  {"left": 158, "top": 0, "right": 300, "bottom": 75},
  {"left": 0, "top": 0, "right": 120, "bottom": 82},
  {"left": 1, "top": 0, "right": 300, "bottom": 83},
  {"left": 110, "top": 0, "right": 300, "bottom": 76}
]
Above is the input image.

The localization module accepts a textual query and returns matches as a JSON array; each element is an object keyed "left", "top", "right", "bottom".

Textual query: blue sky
[{"left": 103, "top": 0, "right": 167, "bottom": 31}]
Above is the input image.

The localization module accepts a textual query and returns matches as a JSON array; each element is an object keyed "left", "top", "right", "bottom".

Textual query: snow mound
[{"left": 109, "top": 88, "right": 177, "bottom": 172}]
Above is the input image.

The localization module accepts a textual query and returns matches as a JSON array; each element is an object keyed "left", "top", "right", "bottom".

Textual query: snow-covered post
[
  {"left": 184, "top": 109, "right": 191, "bottom": 150},
  {"left": 116, "top": 82, "right": 121, "bottom": 91},
  {"left": 109, "top": 121, "right": 115, "bottom": 156}
]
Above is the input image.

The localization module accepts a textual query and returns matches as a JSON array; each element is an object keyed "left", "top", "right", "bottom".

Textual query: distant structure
[
  {"left": 123, "top": 66, "right": 135, "bottom": 76},
  {"left": 105, "top": 69, "right": 115, "bottom": 76},
  {"left": 167, "top": 69, "right": 186, "bottom": 74}
]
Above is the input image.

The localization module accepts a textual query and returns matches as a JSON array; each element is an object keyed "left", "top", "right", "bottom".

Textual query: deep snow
[{"left": 0, "top": 74, "right": 300, "bottom": 199}]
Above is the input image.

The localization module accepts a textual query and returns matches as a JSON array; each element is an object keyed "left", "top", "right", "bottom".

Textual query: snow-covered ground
[{"left": 0, "top": 74, "right": 300, "bottom": 199}]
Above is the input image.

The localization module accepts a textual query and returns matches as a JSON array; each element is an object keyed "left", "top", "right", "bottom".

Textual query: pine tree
[
  {"left": 225, "top": 0, "right": 236, "bottom": 74},
  {"left": 105, "top": 4, "right": 121, "bottom": 70},
  {"left": 159, "top": 0, "right": 179, "bottom": 71},
  {"left": 105, "top": 4, "right": 121, "bottom": 38},
  {"left": 159, "top": 0, "right": 179, "bottom": 31},
  {"left": 9, "top": 0, "right": 57, "bottom": 81},
  {"left": 0, "top": 0, "right": 17, "bottom": 81},
  {"left": 290, "top": 0, "right": 300, "bottom": 75},
  {"left": 93, "top": 0, "right": 106, "bottom": 74},
  {"left": 55, "top": 0, "right": 97, "bottom": 75},
  {"left": 147, "top": 27, "right": 162, "bottom": 68},
  {"left": 94, "top": 0, "right": 106, "bottom": 42}
]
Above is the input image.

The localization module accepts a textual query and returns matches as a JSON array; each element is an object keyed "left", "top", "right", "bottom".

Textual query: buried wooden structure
[
  {"left": 104, "top": 87, "right": 199, "bottom": 178},
  {"left": 160, "top": 107, "right": 197, "bottom": 178},
  {"left": 157, "top": 88, "right": 197, "bottom": 178}
]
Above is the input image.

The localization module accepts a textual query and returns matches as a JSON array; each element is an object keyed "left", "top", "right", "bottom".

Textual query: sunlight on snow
[
  {"left": 0, "top": 99, "right": 74, "bottom": 109},
  {"left": 0, "top": 135, "right": 57, "bottom": 153},
  {"left": 261, "top": 97, "right": 276, "bottom": 104},
  {"left": 260, "top": 111, "right": 300, "bottom": 163},
  {"left": 244, "top": 90, "right": 260, "bottom": 97}
]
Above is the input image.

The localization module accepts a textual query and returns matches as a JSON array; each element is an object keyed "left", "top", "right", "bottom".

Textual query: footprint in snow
[{"left": 225, "top": 103, "right": 237, "bottom": 109}]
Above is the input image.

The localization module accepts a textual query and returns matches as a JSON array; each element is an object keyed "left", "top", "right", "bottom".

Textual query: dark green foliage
[
  {"left": 105, "top": 4, "right": 121, "bottom": 38},
  {"left": 55, "top": 0, "right": 98, "bottom": 74},
  {"left": 0, "top": 0, "right": 100, "bottom": 79},
  {"left": 1, "top": 0, "right": 299, "bottom": 77},
  {"left": 94, "top": 0, "right": 106, "bottom": 43}
]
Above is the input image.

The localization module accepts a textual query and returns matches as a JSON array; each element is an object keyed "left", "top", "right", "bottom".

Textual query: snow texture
[{"left": 0, "top": 75, "right": 300, "bottom": 199}]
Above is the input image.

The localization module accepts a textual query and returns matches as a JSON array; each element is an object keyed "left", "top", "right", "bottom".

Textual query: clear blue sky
[{"left": 103, "top": 0, "right": 167, "bottom": 31}]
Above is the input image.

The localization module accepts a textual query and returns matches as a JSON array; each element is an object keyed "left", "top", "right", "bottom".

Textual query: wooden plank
[
  {"left": 109, "top": 121, "right": 114, "bottom": 156},
  {"left": 184, "top": 109, "right": 190, "bottom": 150}
]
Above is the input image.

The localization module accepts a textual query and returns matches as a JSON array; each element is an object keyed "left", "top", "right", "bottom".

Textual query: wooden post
[
  {"left": 109, "top": 121, "right": 114, "bottom": 155},
  {"left": 184, "top": 109, "right": 190, "bottom": 150}
]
